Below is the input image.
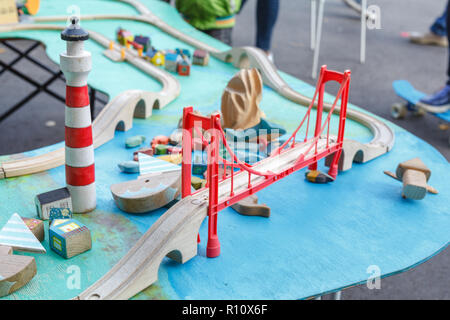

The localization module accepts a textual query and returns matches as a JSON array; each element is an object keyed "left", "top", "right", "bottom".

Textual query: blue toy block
[
  {"left": 192, "top": 150, "right": 207, "bottom": 175},
  {"left": 49, "top": 219, "right": 92, "bottom": 259},
  {"left": 49, "top": 208, "right": 72, "bottom": 223}
]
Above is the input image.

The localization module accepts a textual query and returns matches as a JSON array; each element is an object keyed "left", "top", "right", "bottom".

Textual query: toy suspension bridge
[
  {"left": 77, "top": 66, "right": 351, "bottom": 300},
  {"left": 182, "top": 66, "right": 351, "bottom": 258}
]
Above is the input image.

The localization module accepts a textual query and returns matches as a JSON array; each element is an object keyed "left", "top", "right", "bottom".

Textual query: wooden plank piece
[{"left": 231, "top": 194, "right": 270, "bottom": 218}]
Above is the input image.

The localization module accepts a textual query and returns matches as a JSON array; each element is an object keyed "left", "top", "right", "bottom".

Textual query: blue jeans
[
  {"left": 241, "top": 0, "right": 280, "bottom": 51},
  {"left": 431, "top": 3, "right": 448, "bottom": 37}
]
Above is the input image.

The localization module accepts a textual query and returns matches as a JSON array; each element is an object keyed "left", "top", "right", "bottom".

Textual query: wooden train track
[{"left": 0, "top": 0, "right": 397, "bottom": 300}]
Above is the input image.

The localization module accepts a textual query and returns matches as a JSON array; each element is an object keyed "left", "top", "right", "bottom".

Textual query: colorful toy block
[
  {"left": 0, "top": 213, "right": 46, "bottom": 253},
  {"left": 193, "top": 49, "right": 209, "bottom": 66},
  {"left": 117, "top": 28, "right": 133, "bottom": 46},
  {"left": 155, "top": 144, "right": 170, "bottom": 155},
  {"left": 165, "top": 52, "right": 181, "bottom": 73},
  {"left": 168, "top": 146, "right": 182, "bottom": 155},
  {"left": 138, "top": 153, "right": 181, "bottom": 175},
  {"left": 49, "top": 207, "right": 73, "bottom": 224},
  {"left": 49, "top": 218, "right": 92, "bottom": 259},
  {"left": 191, "top": 176, "right": 206, "bottom": 190},
  {"left": 175, "top": 48, "right": 191, "bottom": 59},
  {"left": 118, "top": 161, "right": 140, "bottom": 173},
  {"left": 192, "top": 151, "right": 207, "bottom": 175},
  {"left": 35, "top": 187, "right": 72, "bottom": 220},
  {"left": 157, "top": 153, "right": 183, "bottom": 165},
  {"left": 146, "top": 49, "right": 165, "bottom": 66},
  {"left": 22, "top": 217, "right": 45, "bottom": 242},
  {"left": 151, "top": 135, "right": 169, "bottom": 152},
  {"left": 126, "top": 135, "right": 146, "bottom": 148},
  {"left": 133, "top": 147, "right": 154, "bottom": 161},
  {"left": 134, "top": 35, "right": 151, "bottom": 52},
  {"left": 305, "top": 170, "right": 334, "bottom": 184},
  {"left": 177, "top": 59, "right": 190, "bottom": 76}
]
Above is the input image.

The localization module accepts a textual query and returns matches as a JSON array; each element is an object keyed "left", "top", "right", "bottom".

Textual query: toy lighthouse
[{"left": 60, "top": 16, "right": 96, "bottom": 213}]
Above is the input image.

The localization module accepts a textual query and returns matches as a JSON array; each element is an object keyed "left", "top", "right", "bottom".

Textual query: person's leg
[
  {"left": 255, "top": 0, "right": 279, "bottom": 53},
  {"left": 447, "top": 0, "right": 450, "bottom": 83},
  {"left": 204, "top": 28, "right": 233, "bottom": 46},
  {"left": 239, "top": 0, "right": 249, "bottom": 13},
  {"left": 419, "top": 0, "right": 450, "bottom": 108},
  {"left": 410, "top": 3, "right": 448, "bottom": 47}
]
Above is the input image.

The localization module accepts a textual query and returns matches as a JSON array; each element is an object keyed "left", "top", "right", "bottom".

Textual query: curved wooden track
[
  {"left": 0, "top": 0, "right": 396, "bottom": 298},
  {"left": 0, "top": 0, "right": 394, "bottom": 179},
  {"left": 0, "top": 23, "right": 179, "bottom": 178}
]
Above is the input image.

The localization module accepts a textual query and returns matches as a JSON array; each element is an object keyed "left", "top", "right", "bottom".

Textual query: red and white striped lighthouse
[{"left": 60, "top": 16, "right": 96, "bottom": 213}]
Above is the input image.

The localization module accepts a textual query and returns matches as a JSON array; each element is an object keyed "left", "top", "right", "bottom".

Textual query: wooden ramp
[{"left": 76, "top": 137, "right": 332, "bottom": 300}]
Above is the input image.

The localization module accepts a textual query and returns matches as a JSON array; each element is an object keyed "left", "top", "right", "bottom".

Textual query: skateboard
[
  {"left": 391, "top": 80, "right": 450, "bottom": 121},
  {"left": 392, "top": 80, "right": 450, "bottom": 145}
]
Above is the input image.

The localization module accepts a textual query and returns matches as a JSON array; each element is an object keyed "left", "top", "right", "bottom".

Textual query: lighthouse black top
[{"left": 61, "top": 17, "right": 89, "bottom": 41}]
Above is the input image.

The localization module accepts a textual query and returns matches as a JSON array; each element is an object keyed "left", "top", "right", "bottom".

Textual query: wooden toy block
[
  {"left": 155, "top": 144, "right": 170, "bottom": 155},
  {"left": 192, "top": 151, "right": 207, "bottom": 175},
  {"left": 22, "top": 0, "right": 41, "bottom": 16},
  {"left": 231, "top": 194, "right": 271, "bottom": 218},
  {"left": 146, "top": 50, "right": 165, "bottom": 66},
  {"left": 175, "top": 48, "right": 191, "bottom": 59},
  {"left": 49, "top": 208, "right": 72, "bottom": 224},
  {"left": 157, "top": 153, "right": 183, "bottom": 165},
  {"left": 151, "top": 135, "right": 169, "bottom": 147},
  {"left": 397, "top": 158, "right": 431, "bottom": 200},
  {"left": 168, "top": 146, "right": 182, "bottom": 155},
  {"left": 117, "top": 28, "right": 133, "bottom": 46},
  {"left": 35, "top": 187, "right": 72, "bottom": 220},
  {"left": 22, "top": 217, "right": 45, "bottom": 242},
  {"left": 150, "top": 136, "right": 169, "bottom": 154},
  {"left": 193, "top": 49, "right": 210, "bottom": 66},
  {"left": 111, "top": 170, "right": 181, "bottom": 213},
  {"left": 384, "top": 157, "right": 435, "bottom": 200},
  {"left": 134, "top": 35, "right": 151, "bottom": 52},
  {"left": 0, "top": 213, "right": 46, "bottom": 253},
  {"left": 118, "top": 161, "right": 140, "bottom": 173},
  {"left": 305, "top": 170, "right": 334, "bottom": 184},
  {"left": 0, "top": 0, "right": 19, "bottom": 25},
  {"left": 191, "top": 176, "right": 206, "bottom": 190},
  {"left": 49, "top": 219, "right": 92, "bottom": 259},
  {"left": 164, "top": 52, "right": 180, "bottom": 73},
  {"left": 125, "top": 135, "right": 146, "bottom": 148},
  {"left": 0, "top": 245, "right": 37, "bottom": 297},
  {"left": 192, "top": 163, "right": 207, "bottom": 175},
  {"left": 138, "top": 153, "right": 181, "bottom": 176},
  {"left": 133, "top": 147, "right": 154, "bottom": 161},
  {"left": 177, "top": 59, "right": 190, "bottom": 76},
  {"left": 383, "top": 170, "right": 438, "bottom": 194},
  {"left": 169, "top": 129, "right": 183, "bottom": 146}
]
